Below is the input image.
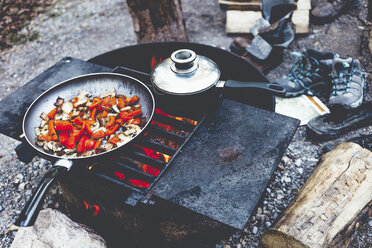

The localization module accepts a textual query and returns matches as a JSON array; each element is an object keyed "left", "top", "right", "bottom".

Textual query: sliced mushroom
[
  {"left": 63, "top": 148, "right": 76, "bottom": 154},
  {"left": 40, "top": 112, "right": 49, "bottom": 121},
  {"left": 40, "top": 119, "right": 47, "bottom": 128},
  {"left": 62, "top": 102, "right": 73, "bottom": 114},
  {"left": 120, "top": 106, "right": 131, "bottom": 111},
  {"left": 112, "top": 105, "right": 120, "bottom": 113},
  {"left": 82, "top": 150, "right": 94, "bottom": 157},
  {"left": 35, "top": 140, "right": 45, "bottom": 147},
  {"left": 77, "top": 91, "right": 92, "bottom": 100},
  {"left": 108, "top": 113, "right": 118, "bottom": 117},
  {"left": 54, "top": 97, "right": 64, "bottom": 107},
  {"left": 55, "top": 114, "right": 63, "bottom": 120},
  {"left": 41, "top": 125, "right": 49, "bottom": 135},
  {"left": 47, "top": 141, "right": 63, "bottom": 152},
  {"left": 90, "top": 121, "right": 100, "bottom": 132},
  {"left": 71, "top": 109, "right": 80, "bottom": 117},
  {"left": 99, "top": 88, "right": 116, "bottom": 98},
  {"left": 105, "top": 142, "right": 114, "bottom": 150},
  {"left": 34, "top": 127, "right": 41, "bottom": 136},
  {"left": 74, "top": 98, "right": 88, "bottom": 107}
]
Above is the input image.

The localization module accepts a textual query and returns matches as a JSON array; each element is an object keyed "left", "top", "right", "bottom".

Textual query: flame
[
  {"left": 83, "top": 201, "right": 101, "bottom": 216},
  {"left": 114, "top": 171, "right": 125, "bottom": 180},
  {"left": 142, "top": 164, "right": 160, "bottom": 177},
  {"left": 129, "top": 179, "right": 150, "bottom": 188},
  {"left": 155, "top": 109, "right": 198, "bottom": 125},
  {"left": 151, "top": 55, "right": 163, "bottom": 71},
  {"left": 138, "top": 146, "right": 171, "bottom": 163},
  {"left": 88, "top": 165, "right": 94, "bottom": 170}
]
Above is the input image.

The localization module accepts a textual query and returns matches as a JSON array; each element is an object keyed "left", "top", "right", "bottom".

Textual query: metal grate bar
[
  {"left": 138, "top": 139, "right": 177, "bottom": 156},
  {"left": 93, "top": 173, "right": 145, "bottom": 193},
  {"left": 152, "top": 113, "right": 196, "bottom": 132},
  {"left": 149, "top": 125, "right": 186, "bottom": 143},
  {"left": 112, "top": 160, "right": 155, "bottom": 182},
  {"left": 131, "top": 151, "right": 166, "bottom": 170}
]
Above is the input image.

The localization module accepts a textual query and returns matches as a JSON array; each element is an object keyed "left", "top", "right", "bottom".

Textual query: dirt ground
[{"left": 0, "top": 0, "right": 371, "bottom": 247}]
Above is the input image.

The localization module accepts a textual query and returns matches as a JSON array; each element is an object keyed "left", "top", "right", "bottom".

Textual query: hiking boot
[
  {"left": 306, "top": 102, "right": 372, "bottom": 141},
  {"left": 311, "top": 0, "right": 361, "bottom": 24},
  {"left": 328, "top": 57, "right": 367, "bottom": 111},
  {"left": 276, "top": 49, "right": 337, "bottom": 97}
]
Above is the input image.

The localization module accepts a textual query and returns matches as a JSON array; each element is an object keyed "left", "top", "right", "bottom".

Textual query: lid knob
[{"left": 170, "top": 49, "right": 198, "bottom": 74}]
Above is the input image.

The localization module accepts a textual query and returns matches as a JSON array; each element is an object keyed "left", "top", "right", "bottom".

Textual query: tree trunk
[
  {"left": 126, "top": 0, "right": 188, "bottom": 43},
  {"left": 261, "top": 142, "right": 372, "bottom": 248}
]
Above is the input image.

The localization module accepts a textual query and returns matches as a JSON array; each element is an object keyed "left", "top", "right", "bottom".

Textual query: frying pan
[{"left": 15, "top": 73, "right": 155, "bottom": 227}]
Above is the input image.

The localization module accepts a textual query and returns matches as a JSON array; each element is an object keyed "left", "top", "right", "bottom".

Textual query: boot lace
[{"left": 288, "top": 52, "right": 320, "bottom": 94}]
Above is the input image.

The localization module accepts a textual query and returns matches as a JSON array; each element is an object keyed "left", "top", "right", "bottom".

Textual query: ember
[{"left": 83, "top": 201, "right": 101, "bottom": 216}]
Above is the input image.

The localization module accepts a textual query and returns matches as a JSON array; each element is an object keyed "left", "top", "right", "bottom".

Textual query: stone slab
[{"left": 152, "top": 99, "right": 299, "bottom": 229}]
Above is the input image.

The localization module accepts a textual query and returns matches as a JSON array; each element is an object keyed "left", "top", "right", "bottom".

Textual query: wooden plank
[
  {"left": 296, "top": 0, "right": 311, "bottom": 10},
  {"left": 292, "top": 10, "right": 309, "bottom": 34},
  {"left": 226, "top": 10, "right": 309, "bottom": 34},
  {"left": 261, "top": 143, "right": 372, "bottom": 248},
  {"left": 226, "top": 10, "right": 262, "bottom": 34},
  {"left": 219, "top": 0, "right": 261, "bottom": 11}
]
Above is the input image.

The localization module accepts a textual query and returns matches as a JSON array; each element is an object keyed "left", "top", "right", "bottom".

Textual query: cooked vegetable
[{"left": 35, "top": 88, "right": 145, "bottom": 158}]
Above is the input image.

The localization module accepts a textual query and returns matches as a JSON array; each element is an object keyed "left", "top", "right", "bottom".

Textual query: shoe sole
[{"left": 306, "top": 102, "right": 372, "bottom": 140}]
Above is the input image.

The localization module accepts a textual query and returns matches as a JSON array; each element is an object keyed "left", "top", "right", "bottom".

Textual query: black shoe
[
  {"left": 306, "top": 102, "right": 372, "bottom": 140},
  {"left": 276, "top": 49, "right": 337, "bottom": 97}
]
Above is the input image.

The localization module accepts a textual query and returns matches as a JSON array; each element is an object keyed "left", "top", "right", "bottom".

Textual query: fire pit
[{"left": 0, "top": 42, "right": 299, "bottom": 247}]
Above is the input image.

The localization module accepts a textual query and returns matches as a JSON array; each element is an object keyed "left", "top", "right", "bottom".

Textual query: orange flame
[
  {"left": 83, "top": 201, "right": 101, "bottom": 216},
  {"left": 129, "top": 179, "right": 150, "bottom": 188},
  {"left": 114, "top": 171, "right": 125, "bottom": 180},
  {"left": 155, "top": 109, "right": 198, "bottom": 125}
]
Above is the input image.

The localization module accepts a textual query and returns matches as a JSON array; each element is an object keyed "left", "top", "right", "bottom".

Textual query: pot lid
[{"left": 151, "top": 49, "right": 220, "bottom": 95}]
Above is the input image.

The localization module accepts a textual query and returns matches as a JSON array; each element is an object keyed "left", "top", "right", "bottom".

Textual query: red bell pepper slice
[
  {"left": 55, "top": 120, "right": 73, "bottom": 131},
  {"left": 37, "top": 134, "right": 53, "bottom": 142},
  {"left": 101, "top": 110, "right": 108, "bottom": 118},
  {"left": 90, "top": 108, "right": 97, "bottom": 120},
  {"left": 108, "top": 136, "right": 120, "bottom": 145},
  {"left": 106, "top": 116, "right": 116, "bottom": 129},
  {"left": 65, "top": 133, "right": 76, "bottom": 149},
  {"left": 89, "top": 97, "right": 101, "bottom": 110},
  {"left": 84, "top": 138, "right": 96, "bottom": 150},
  {"left": 48, "top": 120, "right": 58, "bottom": 141},
  {"left": 85, "top": 120, "right": 95, "bottom": 137},
  {"left": 72, "top": 121, "right": 86, "bottom": 141},
  {"left": 72, "top": 116, "right": 84, "bottom": 125},
  {"left": 120, "top": 109, "right": 142, "bottom": 119},
  {"left": 92, "top": 130, "right": 105, "bottom": 140},
  {"left": 76, "top": 135, "right": 88, "bottom": 153},
  {"left": 47, "top": 108, "right": 57, "bottom": 120},
  {"left": 117, "top": 97, "right": 126, "bottom": 109},
  {"left": 126, "top": 95, "right": 139, "bottom": 105},
  {"left": 94, "top": 140, "right": 101, "bottom": 153},
  {"left": 131, "top": 118, "right": 141, "bottom": 125},
  {"left": 115, "top": 118, "right": 125, "bottom": 125},
  {"left": 106, "top": 124, "right": 120, "bottom": 136},
  {"left": 59, "top": 131, "right": 69, "bottom": 146}
]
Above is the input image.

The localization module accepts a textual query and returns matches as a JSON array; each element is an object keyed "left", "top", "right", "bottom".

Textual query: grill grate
[{"left": 85, "top": 67, "right": 206, "bottom": 198}]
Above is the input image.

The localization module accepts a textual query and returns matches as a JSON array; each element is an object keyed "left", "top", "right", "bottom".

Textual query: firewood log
[{"left": 261, "top": 142, "right": 372, "bottom": 248}]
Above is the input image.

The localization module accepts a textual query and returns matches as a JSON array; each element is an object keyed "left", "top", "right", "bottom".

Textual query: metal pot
[{"left": 150, "top": 49, "right": 285, "bottom": 117}]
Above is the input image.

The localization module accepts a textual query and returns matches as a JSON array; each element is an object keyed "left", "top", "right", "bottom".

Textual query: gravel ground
[{"left": 0, "top": 0, "right": 371, "bottom": 247}]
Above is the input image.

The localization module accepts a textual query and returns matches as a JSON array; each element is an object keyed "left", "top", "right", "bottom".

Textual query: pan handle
[
  {"left": 223, "top": 80, "right": 286, "bottom": 97},
  {"left": 14, "top": 159, "right": 73, "bottom": 227}
]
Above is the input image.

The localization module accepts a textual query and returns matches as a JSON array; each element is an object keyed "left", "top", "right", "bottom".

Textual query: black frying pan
[{"left": 15, "top": 73, "right": 155, "bottom": 227}]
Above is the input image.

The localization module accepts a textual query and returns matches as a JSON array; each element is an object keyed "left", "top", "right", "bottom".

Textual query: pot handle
[
  {"left": 14, "top": 159, "right": 73, "bottom": 227},
  {"left": 223, "top": 80, "right": 286, "bottom": 97}
]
